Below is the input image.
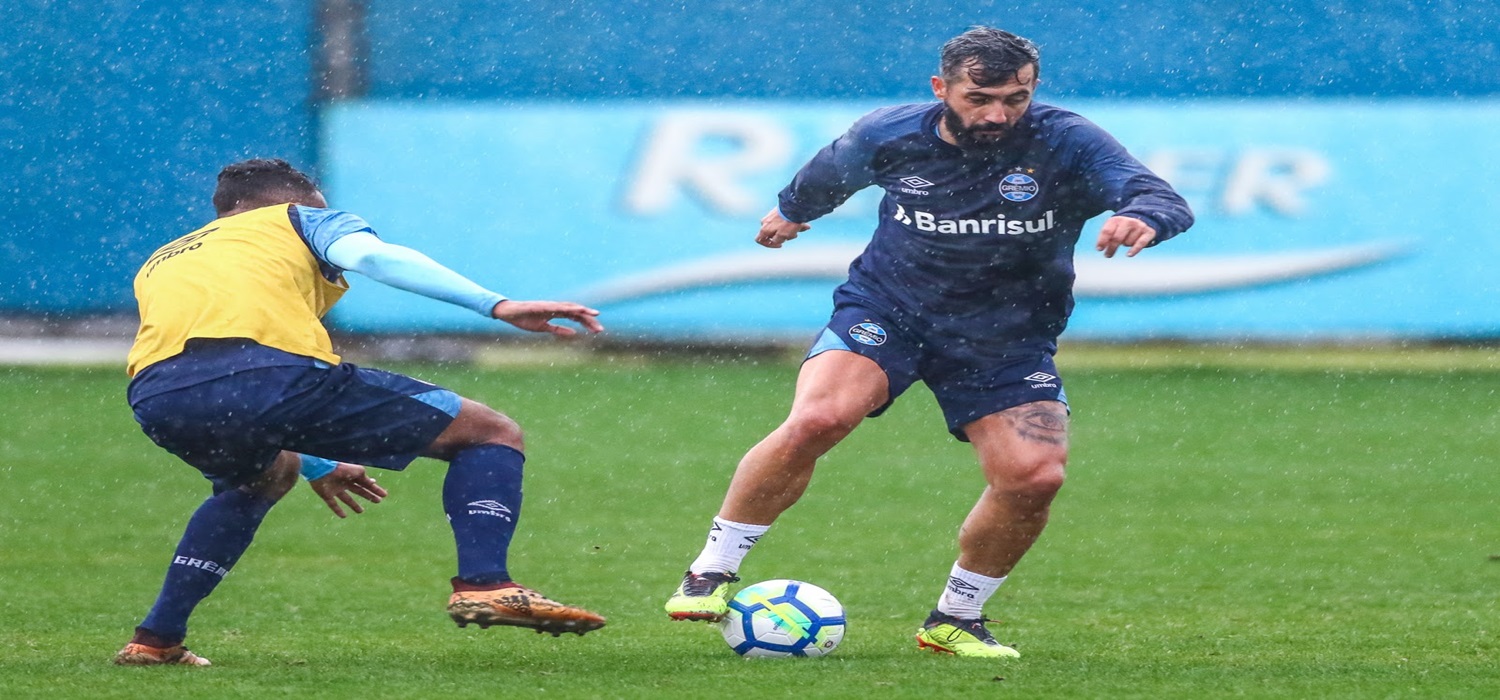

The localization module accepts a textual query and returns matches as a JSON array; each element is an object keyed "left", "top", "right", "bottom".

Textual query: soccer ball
[{"left": 719, "top": 579, "right": 846, "bottom": 657}]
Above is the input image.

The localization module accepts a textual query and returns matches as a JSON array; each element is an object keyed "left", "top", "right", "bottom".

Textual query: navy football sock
[
  {"left": 443, "top": 444, "right": 525, "bottom": 585},
  {"left": 139, "top": 488, "right": 276, "bottom": 642}
]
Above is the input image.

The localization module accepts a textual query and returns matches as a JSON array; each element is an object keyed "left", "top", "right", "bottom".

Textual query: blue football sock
[
  {"left": 443, "top": 444, "right": 525, "bottom": 585},
  {"left": 139, "top": 488, "right": 276, "bottom": 642}
]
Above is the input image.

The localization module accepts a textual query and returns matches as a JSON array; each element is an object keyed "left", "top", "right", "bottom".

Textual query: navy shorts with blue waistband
[
  {"left": 806, "top": 292, "right": 1068, "bottom": 442},
  {"left": 129, "top": 339, "right": 461, "bottom": 492}
]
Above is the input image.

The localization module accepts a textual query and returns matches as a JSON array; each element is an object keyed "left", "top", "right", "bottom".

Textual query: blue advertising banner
[{"left": 322, "top": 99, "right": 1499, "bottom": 340}]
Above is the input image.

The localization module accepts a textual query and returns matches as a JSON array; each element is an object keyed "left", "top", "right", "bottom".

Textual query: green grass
[{"left": 1, "top": 350, "right": 1497, "bottom": 698}]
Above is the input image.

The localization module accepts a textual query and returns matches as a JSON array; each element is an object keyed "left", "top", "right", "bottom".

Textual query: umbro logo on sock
[
  {"left": 466, "top": 500, "right": 513, "bottom": 520},
  {"left": 947, "top": 577, "right": 980, "bottom": 597}
]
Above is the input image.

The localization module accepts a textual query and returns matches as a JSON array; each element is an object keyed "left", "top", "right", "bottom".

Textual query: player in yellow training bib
[{"left": 114, "top": 158, "right": 607, "bottom": 668}]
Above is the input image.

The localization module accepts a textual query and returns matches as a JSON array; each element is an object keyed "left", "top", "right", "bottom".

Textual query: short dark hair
[
  {"left": 212, "top": 158, "right": 320, "bottom": 215},
  {"left": 939, "top": 27, "right": 1041, "bottom": 87}
]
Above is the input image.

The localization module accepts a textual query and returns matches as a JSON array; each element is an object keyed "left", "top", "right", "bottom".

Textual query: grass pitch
[{"left": 0, "top": 347, "right": 1497, "bottom": 698}]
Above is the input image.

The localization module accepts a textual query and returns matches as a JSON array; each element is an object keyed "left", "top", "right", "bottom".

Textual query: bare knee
[
  {"left": 452, "top": 401, "right": 523, "bottom": 453},
  {"left": 474, "top": 403, "right": 524, "bottom": 449},
  {"left": 985, "top": 452, "right": 1067, "bottom": 503},
  {"left": 781, "top": 406, "right": 862, "bottom": 450},
  {"left": 426, "top": 399, "right": 523, "bottom": 461}
]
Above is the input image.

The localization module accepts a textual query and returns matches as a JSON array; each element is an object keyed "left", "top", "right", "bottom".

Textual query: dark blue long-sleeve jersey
[{"left": 778, "top": 101, "right": 1194, "bottom": 352}]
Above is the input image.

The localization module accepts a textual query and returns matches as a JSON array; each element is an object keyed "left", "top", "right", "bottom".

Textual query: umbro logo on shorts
[{"left": 1025, "top": 371, "right": 1059, "bottom": 389}]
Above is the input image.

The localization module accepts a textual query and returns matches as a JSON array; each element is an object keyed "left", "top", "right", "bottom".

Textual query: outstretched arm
[
  {"left": 774, "top": 109, "right": 884, "bottom": 226},
  {"left": 1068, "top": 121, "right": 1194, "bottom": 255},
  {"left": 324, "top": 232, "right": 505, "bottom": 315},
  {"left": 323, "top": 232, "right": 602, "bottom": 335}
]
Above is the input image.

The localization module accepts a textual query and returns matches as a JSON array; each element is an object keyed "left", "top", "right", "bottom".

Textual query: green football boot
[
  {"left": 914, "top": 610, "right": 1021, "bottom": 659},
  {"left": 664, "top": 570, "right": 739, "bottom": 622}
]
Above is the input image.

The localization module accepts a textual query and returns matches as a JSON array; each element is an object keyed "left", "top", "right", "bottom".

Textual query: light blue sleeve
[
  {"left": 323, "top": 231, "right": 506, "bottom": 317},
  {"left": 293, "top": 206, "right": 378, "bottom": 264}
]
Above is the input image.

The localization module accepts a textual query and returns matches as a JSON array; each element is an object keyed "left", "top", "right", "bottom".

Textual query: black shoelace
[{"left": 681, "top": 571, "right": 739, "bottom": 596}]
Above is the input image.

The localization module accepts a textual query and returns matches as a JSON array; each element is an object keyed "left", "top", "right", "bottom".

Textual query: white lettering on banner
[
  {"left": 623, "top": 112, "right": 792, "bottom": 215},
  {"left": 1148, "top": 148, "right": 1330, "bottom": 217},
  {"left": 1142, "top": 149, "right": 1220, "bottom": 203},
  {"left": 574, "top": 241, "right": 1404, "bottom": 305},
  {"left": 1221, "top": 148, "right": 1330, "bottom": 216},
  {"left": 619, "top": 112, "right": 1330, "bottom": 219}
]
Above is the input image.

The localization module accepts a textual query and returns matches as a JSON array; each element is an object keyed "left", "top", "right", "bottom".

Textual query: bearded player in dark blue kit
[{"left": 665, "top": 27, "right": 1194, "bottom": 658}]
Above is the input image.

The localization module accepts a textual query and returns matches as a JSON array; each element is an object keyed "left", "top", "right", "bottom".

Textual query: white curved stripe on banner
[{"left": 575, "top": 242, "right": 1405, "bottom": 304}]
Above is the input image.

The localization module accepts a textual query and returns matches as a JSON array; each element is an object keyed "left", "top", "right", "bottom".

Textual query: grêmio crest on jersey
[{"left": 999, "top": 170, "right": 1041, "bottom": 202}]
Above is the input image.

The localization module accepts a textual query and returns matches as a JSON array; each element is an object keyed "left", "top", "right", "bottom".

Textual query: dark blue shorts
[
  {"left": 806, "top": 298, "right": 1068, "bottom": 441},
  {"left": 130, "top": 346, "right": 461, "bottom": 492}
]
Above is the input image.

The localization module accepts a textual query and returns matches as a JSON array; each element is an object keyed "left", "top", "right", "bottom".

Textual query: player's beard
[{"left": 942, "top": 108, "right": 1009, "bottom": 152}]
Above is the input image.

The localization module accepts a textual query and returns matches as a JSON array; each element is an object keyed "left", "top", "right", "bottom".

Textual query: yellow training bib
[{"left": 127, "top": 204, "right": 348, "bottom": 375}]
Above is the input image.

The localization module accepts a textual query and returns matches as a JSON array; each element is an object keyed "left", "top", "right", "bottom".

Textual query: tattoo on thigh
[{"left": 1008, "top": 405, "right": 1069, "bottom": 446}]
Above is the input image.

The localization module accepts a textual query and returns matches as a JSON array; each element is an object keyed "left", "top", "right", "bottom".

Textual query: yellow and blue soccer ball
[{"left": 719, "top": 579, "right": 846, "bottom": 657}]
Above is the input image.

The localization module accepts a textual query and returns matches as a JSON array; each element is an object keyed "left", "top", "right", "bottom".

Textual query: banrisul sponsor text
[{"left": 895, "top": 205, "right": 1057, "bottom": 235}]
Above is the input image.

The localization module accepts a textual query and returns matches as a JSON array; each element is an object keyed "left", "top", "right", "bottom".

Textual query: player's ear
[{"left": 930, "top": 75, "right": 947, "bottom": 99}]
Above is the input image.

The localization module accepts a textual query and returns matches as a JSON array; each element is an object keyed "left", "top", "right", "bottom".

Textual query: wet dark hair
[
  {"left": 939, "top": 26, "right": 1041, "bottom": 87},
  {"left": 212, "top": 158, "right": 320, "bottom": 215}
]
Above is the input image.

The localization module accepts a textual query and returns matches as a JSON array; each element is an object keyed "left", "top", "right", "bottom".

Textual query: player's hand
[
  {"left": 308, "top": 463, "right": 388, "bottom": 519},
  {"left": 756, "top": 208, "right": 811, "bottom": 248},
  {"left": 491, "top": 299, "right": 604, "bottom": 336},
  {"left": 1095, "top": 216, "right": 1158, "bottom": 258}
]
